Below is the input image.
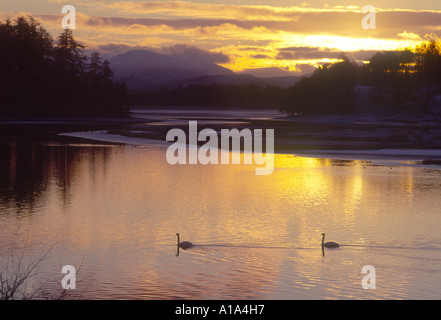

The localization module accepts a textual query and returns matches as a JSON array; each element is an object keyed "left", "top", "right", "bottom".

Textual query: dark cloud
[
  {"left": 75, "top": 10, "right": 441, "bottom": 38},
  {"left": 278, "top": 46, "right": 320, "bottom": 52},
  {"left": 30, "top": 8, "right": 441, "bottom": 40},
  {"left": 238, "top": 67, "right": 298, "bottom": 77},
  {"left": 95, "top": 43, "right": 230, "bottom": 64},
  {"left": 278, "top": 48, "right": 337, "bottom": 60},
  {"left": 294, "top": 64, "right": 316, "bottom": 75},
  {"left": 238, "top": 46, "right": 270, "bottom": 52},
  {"left": 251, "top": 54, "right": 271, "bottom": 59},
  {"left": 275, "top": 51, "right": 296, "bottom": 60},
  {"left": 158, "top": 44, "right": 230, "bottom": 64},
  {"left": 29, "top": 9, "right": 441, "bottom": 46},
  {"left": 92, "top": 3, "right": 441, "bottom": 38},
  {"left": 96, "top": 43, "right": 156, "bottom": 59},
  {"left": 277, "top": 46, "right": 382, "bottom": 61},
  {"left": 97, "top": 43, "right": 142, "bottom": 53}
]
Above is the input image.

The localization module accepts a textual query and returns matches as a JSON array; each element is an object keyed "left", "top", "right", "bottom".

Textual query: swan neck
[
  {"left": 321, "top": 234, "right": 325, "bottom": 246},
  {"left": 177, "top": 234, "right": 180, "bottom": 245}
]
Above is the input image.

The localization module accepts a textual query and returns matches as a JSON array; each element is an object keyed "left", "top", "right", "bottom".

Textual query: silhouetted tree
[
  {"left": 0, "top": 16, "right": 129, "bottom": 117},
  {"left": 413, "top": 40, "right": 441, "bottom": 112},
  {"left": 415, "top": 40, "right": 441, "bottom": 87},
  {"left": 282, "top": 57, "right": 358, "bottom": 115},
  {"left": 0, "top": 16, "right": 54, "bottom": 115},
  {"left": 55, "top": 28, "right": 85, "bottom": 77},
  {"left": 130, "top": 83, "right": 287, "bottom": 109}
]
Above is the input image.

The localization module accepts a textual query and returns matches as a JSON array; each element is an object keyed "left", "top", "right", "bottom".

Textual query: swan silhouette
[
  {"left": 321, "top": 233, "right": 339, "bottom": 248},
  {"left": 176, "top": 233, "right": 193, "bottom": 250}
]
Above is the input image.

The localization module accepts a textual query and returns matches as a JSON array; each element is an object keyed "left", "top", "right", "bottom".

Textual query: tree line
[
  {"left": 130, "top": 84, "right": 288, "bottom": 109},
  {"left": 0, "top": 16, "right": 129, "bottom": 117}
]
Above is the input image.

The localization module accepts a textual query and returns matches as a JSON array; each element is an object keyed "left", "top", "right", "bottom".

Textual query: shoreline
[
  {"left": 2, "top": 108, "right": 441, "bottom": 166},
  {"left": 58, "top": 130, "right": 441, "bottom": 169}
]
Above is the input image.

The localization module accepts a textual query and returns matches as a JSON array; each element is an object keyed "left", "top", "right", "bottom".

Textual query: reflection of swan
[
  {"left": 321, "top": 233, "right": 339, "bottom": 248},
  {"left": 176, "top": 233, "right": 193, "bottom": 250}
]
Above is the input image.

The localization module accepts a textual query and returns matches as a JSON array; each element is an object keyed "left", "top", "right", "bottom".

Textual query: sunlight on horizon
[{"left": 218, "top": 33, "right": 423, "bottom": 72}]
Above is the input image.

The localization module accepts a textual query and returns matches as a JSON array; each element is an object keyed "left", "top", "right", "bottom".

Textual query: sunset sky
[{"left": 1, "top": 0, "right": 441, "bottom": 76}]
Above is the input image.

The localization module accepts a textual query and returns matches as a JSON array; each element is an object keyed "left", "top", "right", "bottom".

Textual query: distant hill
[
  {"left": 110, "top": 50, "right": 301, "bottom": 89},
  {"left": 110, "top": 50, "right": 234, "bottom": 89}
]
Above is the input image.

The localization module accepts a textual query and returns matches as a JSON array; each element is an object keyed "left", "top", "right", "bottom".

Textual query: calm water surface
[{"left": 0, "top": 141, "right": 440, "bottom": 299}]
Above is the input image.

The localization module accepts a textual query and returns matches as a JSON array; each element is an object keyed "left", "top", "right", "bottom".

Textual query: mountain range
[{"left": 109, "top": 50, "right": 301, "bottom": 89}]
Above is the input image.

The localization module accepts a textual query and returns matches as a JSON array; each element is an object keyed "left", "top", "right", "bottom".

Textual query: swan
[
  {"left": 321, "top": 233, "right": 339, "bottom": 248},
  {"left": 176, "top": 233, "right": 193, "bottom": 250}
]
